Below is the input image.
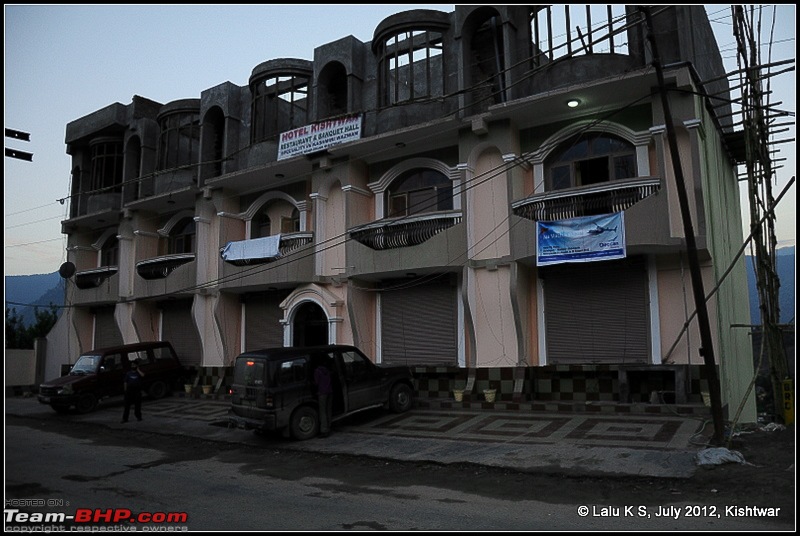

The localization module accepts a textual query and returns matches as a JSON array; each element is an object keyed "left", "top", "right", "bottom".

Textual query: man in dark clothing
[
  {"left": 122, "top": 360, "right": 145, "bottom": 423},
  {"left": 313, "top": 362, "right": 333, "bottom": 437}
]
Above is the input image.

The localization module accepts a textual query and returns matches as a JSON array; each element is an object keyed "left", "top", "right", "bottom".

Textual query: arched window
[
  {"left": 169, "top": 218, "right": 195, "bottom": 254},
  {"left": 546, "top": 133, "right": 637, "bottom": 191},
  {"left": 250, "top": 62, "right": 311, "bottom": 143},
  {"left": 250, "top": 200, "right": 299, "bottom": 238},
  {"left": 157, "top": 108, "right": 200, "bottom": 174},
  {"left": 386, "top": 168, "right": 452, "bottom": 217},
  {"left": 376, "top": 26, "right": 445, "bottom": 107},
  {"left": 90, "top": 137, "right": 123, "bottom": 197},
  {"left": 251, "top": 209, "right": 271, "bottom": 239},
  {"left": 101, "top": 235, "right": 119, "bottom": 267},
  {"left": 317, "top": 62, "right": 348, "bottom": 119}
]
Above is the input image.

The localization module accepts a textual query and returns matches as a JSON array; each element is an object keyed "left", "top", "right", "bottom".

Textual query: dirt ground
[{"left": 505, "top": 423, "right": 796, "bottom": 524}]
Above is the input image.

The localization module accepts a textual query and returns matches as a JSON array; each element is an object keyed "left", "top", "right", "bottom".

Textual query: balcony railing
[
  {"left": 349, "top": 210, "right": 462, "bottom": 250},
  {"left": 512, "top": 178, "right": 661, "bottom": 221},
  {"left": 136, "top": 253, "right": 195, "bottom": 280},
  {"left": 220, "top": 232, "right": 314, "bottom": 266},
  {"left": 75, "top": 266, "right": 118, "bottom": 289}
]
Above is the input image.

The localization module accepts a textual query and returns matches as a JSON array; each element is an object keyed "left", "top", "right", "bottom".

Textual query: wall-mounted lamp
[{"left": 567, "top": 98, "right": 581, "bottom": 108}]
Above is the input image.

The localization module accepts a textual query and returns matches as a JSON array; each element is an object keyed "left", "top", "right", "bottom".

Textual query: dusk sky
[{"left": 4, "top": 4, "right": 795, "bottom": 276}]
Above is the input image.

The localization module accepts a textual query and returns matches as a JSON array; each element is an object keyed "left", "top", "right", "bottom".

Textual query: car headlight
[{"left": 59, "top": 385, "right": 73, "bottom": 395}]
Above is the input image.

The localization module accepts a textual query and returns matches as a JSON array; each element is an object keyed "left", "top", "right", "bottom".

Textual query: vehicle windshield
[
  {"left": 71, "top": 354, "right": 101, "bottom": 374},
  {"left": 234, "top": 358, "right": 270, "bottom": 387}
]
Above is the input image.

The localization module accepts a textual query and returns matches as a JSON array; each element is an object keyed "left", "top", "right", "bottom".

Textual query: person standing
[
  {"left": 313, "top": 362, "right": 333, "bottom": 437},
  {"left": 122, "top": 360, "right": 145, "bottom": 423}
]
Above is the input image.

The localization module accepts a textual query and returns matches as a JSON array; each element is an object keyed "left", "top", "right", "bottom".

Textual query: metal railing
[
  {"left": 512, "top": 178, "right": 661, "bottom": 221},
  {"left": 349, "top": 211, "right": 462, "bottom": 250}
]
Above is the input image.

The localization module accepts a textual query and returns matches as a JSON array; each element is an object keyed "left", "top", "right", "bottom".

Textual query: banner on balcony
[
  {"left": 221, "top": 235, "right": 281, "bottom": 263},
  {"left": 536, "top": 212, "right": 625, "bottom": 266},
  {"left": 277, "top": 115, "right": 363, "bottom": 160}
]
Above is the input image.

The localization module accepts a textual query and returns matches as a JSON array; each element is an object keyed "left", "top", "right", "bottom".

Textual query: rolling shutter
[
  {"left": 244, "top": 291, "right": 287, "bottom": 351},
  {"left": 160, "top": 300, "right": 202, "bottom": 367},
  {"left": 94, "top": 306, "right": 123, "bottom": 349},
  {"left": 381, "top": 275, "right": 457, "bottom": 366},
  {"left": 543, "top": 257, "right": 649, "bottom": 364}
]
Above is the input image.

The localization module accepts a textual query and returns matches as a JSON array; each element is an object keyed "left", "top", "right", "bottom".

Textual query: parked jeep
[
  {"left": 228, "top": 345, "right": 415, "bottom": 440},
  {"left": 37, "top": 341, "right": 186, "bottom": 414}
]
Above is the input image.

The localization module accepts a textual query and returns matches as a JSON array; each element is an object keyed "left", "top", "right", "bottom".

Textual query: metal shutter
[
  {"left": 94, "top": 307, "right": 123, "bottom": 349},
  {"left": 244, "top": 292, "right": 286, "bottom": 351},
  {"left": 381, "top": 276, "right": 457, "bottom": 366},
  {"left": 543, "top": 257, "right": 649, "bottom": 364},
  {"left": 160, "top": 300, "right": 202, "bottom": 366}
]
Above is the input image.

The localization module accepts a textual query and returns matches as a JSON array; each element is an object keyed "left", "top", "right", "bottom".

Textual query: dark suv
[
  {"left": 38, "top": 341, "right": 186, "bottom": 414},
  {"left": 228, "top": 345, "right": 415, "bottom": 440}
]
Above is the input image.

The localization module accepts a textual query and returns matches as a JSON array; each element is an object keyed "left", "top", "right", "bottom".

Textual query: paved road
[{"left": 7, "top": 394, "right": 709, "bottom": 479}]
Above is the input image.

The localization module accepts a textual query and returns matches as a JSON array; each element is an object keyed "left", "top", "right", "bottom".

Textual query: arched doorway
[{"left": 292, "top": 301, "right": 328, "bottom": 347}]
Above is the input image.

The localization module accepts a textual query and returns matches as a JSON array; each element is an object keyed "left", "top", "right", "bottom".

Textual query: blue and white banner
[{"left": 536, "top": 212, "right": 626, "bottom": 266}]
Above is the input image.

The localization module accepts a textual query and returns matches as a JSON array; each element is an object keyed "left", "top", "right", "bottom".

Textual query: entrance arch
[
  {"left": 292, "top": 301, "right": 329, "bottom": 347},
  {"left": 280, "top": 284, "right": 344, "bottom": 347}
]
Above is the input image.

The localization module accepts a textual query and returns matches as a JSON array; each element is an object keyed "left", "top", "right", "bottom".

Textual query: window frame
[{"left": 545, "top": 133, "right": 637, "bottom": 191}]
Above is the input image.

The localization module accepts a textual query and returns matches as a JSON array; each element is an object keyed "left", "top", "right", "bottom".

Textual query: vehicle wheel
[
  {"left": 75, "top": 393, "right": 98, "bottom": 414},
  {"left": 389, "top": 383, "right": 414, "bottom": 413},
  {"left": 148, "top": 380, "right": 169, "bottom": 399},
  {"left": 51, "top": 404, "right": 71, "bottom": 414},
  {"left": 290, "top": 406, "right": 319, "bottom": 441}
]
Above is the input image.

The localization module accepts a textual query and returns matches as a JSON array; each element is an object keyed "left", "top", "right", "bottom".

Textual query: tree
[{"left": 4, "top": 304, "right": 59, "bottom": 349}]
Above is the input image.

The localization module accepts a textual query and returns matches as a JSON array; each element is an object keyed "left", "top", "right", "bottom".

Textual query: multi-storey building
[{"left": 49, "top": 5, "right": 755, "bottom": 420}]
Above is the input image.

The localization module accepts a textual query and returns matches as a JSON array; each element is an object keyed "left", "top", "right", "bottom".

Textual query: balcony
[
  {"left": 75, "top": 266, "right": 118, "bottom": 289},
  {"left": 219, "top": 233, "right": 315, "bottom": 291},
  {"left": 220, "top": 232, "right": 314, "bottom": 266},
  {"left": 349, "top": 211, "right": 463, "bottom": 251},
  {"left": 72, "top": 267, "right": 119, "bottom": 305},
  {"left": 136, "top": 253, "right": 196, "bottom": 280},
  {"left": 511, "top": 178, "right": 661, "bottom": 222}
]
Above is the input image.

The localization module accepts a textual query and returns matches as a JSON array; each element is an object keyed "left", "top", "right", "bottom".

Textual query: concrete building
[{"left": 52, "top": 5, "right": 755, "bottom": 421}]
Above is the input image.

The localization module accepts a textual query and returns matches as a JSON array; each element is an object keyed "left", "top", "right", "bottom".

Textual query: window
[
  {"left": 546, "top": 133, "right": 637, "bottom": 191},
  {"left": 529, "top": 5, "right": 630, "bottom": 67},
  {"left": 377, "top": 28, "right": 445, "bottom": 106},
  {"left": 340, "top": 350, "right": 369, "bottom": 381},
  {"left": 281, "top": 209, "right": 300, "bottom": 233},
  {"left": 387, "top": 168, "right": 453, "bottom": 217},
  {"left": 101, "top": 354, "right": 123, "bottom": 372},
  {"left": 235, "top": 359, "right": 267, "bottom": 387},
  {"left": 251, "top": 203, "right": 299, "bottom": 238},
  {"left": 278, "top": 358, "right": 309, "bottom": 386},
  {"left": 90, "top": 138, "right": 123, "bottom": 197},
  {"left": 129, "top": 351, "right": 150, "bottom": 364},
  {"left": 169, "top": 218, "right": 196, "bottom": 254},
  {"left": 101, "top": 236, "right": 119, "bottom": 267},
  {"left": 157, "top": 110, "right": 200, "bottom": 175},
  {"left": 469, "top": 12, "right": 506, "bottom": 109},
  {"left": 251, "top": 210, "right": 271, "bottom": 239},
  {"left": 251, "top": 71, "right": 310, "bottom": 143}
]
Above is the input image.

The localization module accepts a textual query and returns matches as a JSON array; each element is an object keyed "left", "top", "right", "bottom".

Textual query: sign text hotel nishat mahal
[{"left": 277, "top": 114, "right": 363, "bottom": 160}]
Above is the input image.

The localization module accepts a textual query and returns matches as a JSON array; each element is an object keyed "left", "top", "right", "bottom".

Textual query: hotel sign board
[
  {"left": 536, "top": 212, "right": 626, "bottom": 266},
  {"left": 277, "top": 114, "right": 363, "bottom": 160}
]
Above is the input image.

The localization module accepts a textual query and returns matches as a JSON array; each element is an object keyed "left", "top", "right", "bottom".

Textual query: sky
[{"left": 4, "top": 4, "right": 796, "bottom": 277}]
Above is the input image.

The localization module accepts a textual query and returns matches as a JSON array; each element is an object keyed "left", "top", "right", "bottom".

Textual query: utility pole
[
  {"left": 731, "top": 5, "right": 791, "bottom": 424},
  {"left": 639, "top": 7, "right": 726, "bottom": 444}
]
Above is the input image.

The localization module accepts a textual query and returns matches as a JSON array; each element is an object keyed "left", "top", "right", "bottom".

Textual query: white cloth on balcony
[{"left": 221, "top": 235, "right": 281, "bottom": 262}]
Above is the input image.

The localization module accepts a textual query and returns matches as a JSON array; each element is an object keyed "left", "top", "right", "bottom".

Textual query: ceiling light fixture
[{"left": 567, "top": 98, "right": 581, "bottom": 108}]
